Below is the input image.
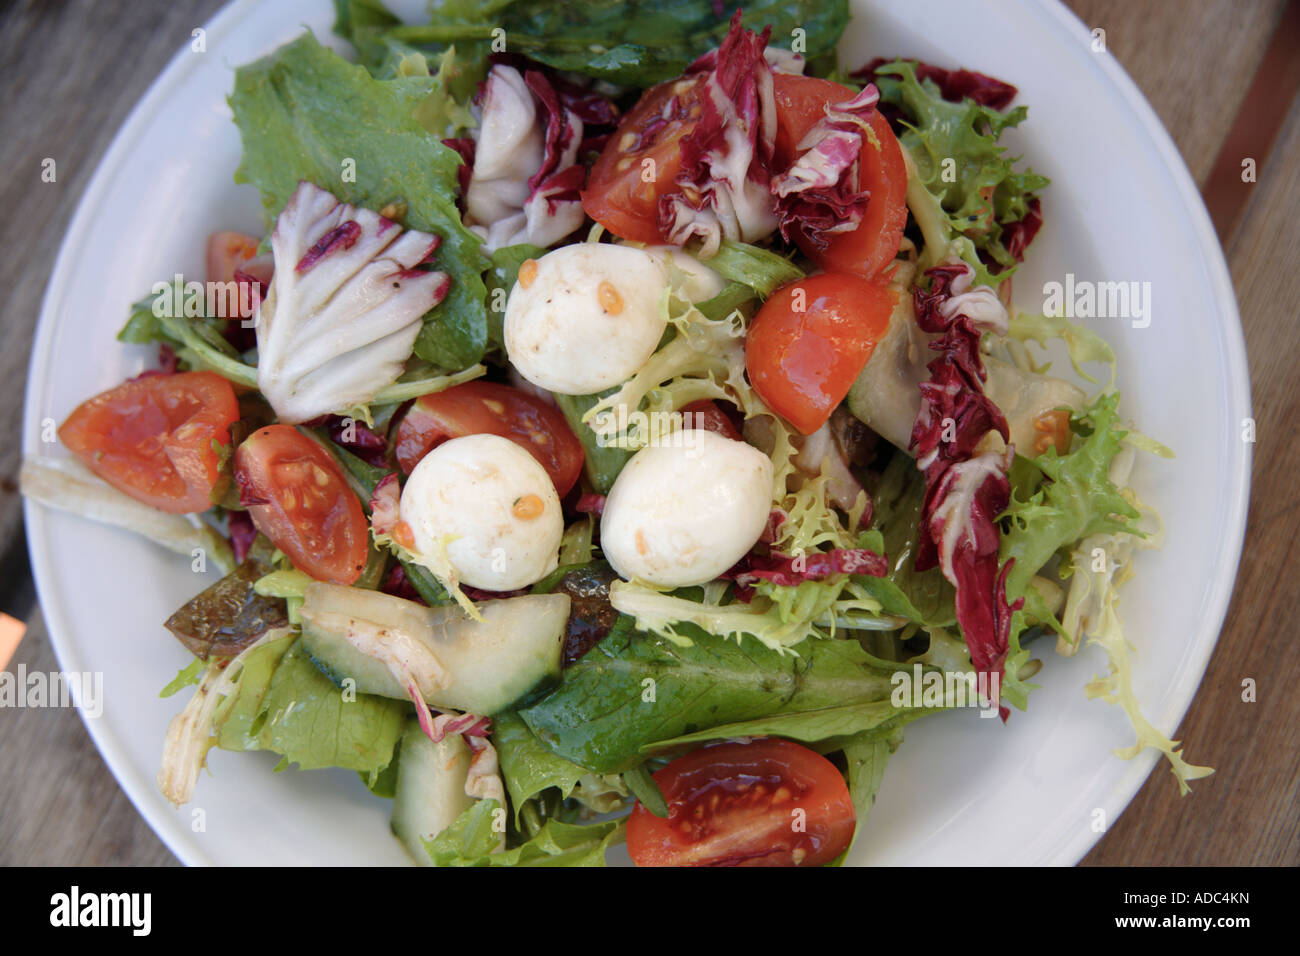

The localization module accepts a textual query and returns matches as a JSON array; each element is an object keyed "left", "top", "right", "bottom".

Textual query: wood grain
[
  {"left": 1061, "top": 0, "right": 1287, "bottom": 186},
  {"left": 0, "top": 0, "right": 225, "bottom": 867},
  {"left": 0, "top": 0, "right": 1295, "bottom": 866},
  {"left": 1082, "top": 75, "right": 1300, "bottom": 869}
]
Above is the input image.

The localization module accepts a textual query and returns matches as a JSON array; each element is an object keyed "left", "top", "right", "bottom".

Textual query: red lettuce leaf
[
  {"left": 656, "top": 11, "right": 778, "bottom": 253},
  {"left": 727, "top": 546, "right": 888, "bottom": 588},
  {"left": 852, "top": 57, "right": 1018, "bottom": 111},
  {"left": 909, "top": 263, "right": 1021, "bottom": 716},
  {"left": 771, "top": 85, "right": 880, "bottom": 249}
]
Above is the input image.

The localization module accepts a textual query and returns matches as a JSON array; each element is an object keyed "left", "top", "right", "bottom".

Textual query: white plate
[{"left": 23, "top": 0, "right": 1250, "bottom": 866}]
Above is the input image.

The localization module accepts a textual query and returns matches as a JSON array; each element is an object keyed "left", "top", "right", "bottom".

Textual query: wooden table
[{"left": 0, "top": 0, "right": 1295, "bottom": 866}]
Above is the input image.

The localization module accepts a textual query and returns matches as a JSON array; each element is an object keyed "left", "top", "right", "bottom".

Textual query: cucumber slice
[
  {"left": 299, "top": 583, "right": 569, "bottom": 715},
  {"left": 390, "top": 720, "right": 476, "bottom": 865}
]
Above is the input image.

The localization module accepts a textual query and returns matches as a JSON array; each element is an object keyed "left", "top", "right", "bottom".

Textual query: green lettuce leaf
[
  {"left": 484, "top": 243, "right": 545, "bottom": 349},
  {"left": 621, "top": 764, "right": 668, "bottom": 817},
  {"left": 359, "top": 754, "right": 401, "bottom": 798},
  {"left": 609, "top": 577, "right": 898, "bottom": 655},
  {"left": 876, "top": 60, "right": 1048, "bottom": 275},
  {"left": 386, "top": 0, "right": 849, "bottom": 88},
  {"left": 216, "top": 636, "right": 406, "bottom": 773},
  {"left": 332, "top": 0, "right": 403, "bottom": 71},
  {"left": 1007, "top": 311, "right": 1117, "bottom": 389},
  {"left": 159, "top": 658, "right": 205, "bottom": 698},
  {"left": 493, "top": 712, "right": 595, "bottom": 823},
  {"left": 118, "top": 285, "right": 260, "bottom": 388},
  {"left": 705, "top": 240, "right": 804, "bottom": 297},
  {"left": 230, "top": 31, "right": 489, "bottom": 371},
  {"left": 518, "top": 620, "right": 943, "bottom": 773},
  {"left": 861, "top": 452, "right": 957, "bottom": 627},
  {"left": 1057, "top": 491, "right": 1211, "bottom": 793},
  {"left": 697, "top": 282, "right": 759, "bottom": 321},
  {"left": 1000, "top": 392, "right": 1141, "bottom": 600},
  {"left": 554, "top": 392, "right": 634, "bottom": 494},
  {"left": 641, "top": 696, "right": 928, "bottom": 753},
  {"left": 833, "top": 728, "right": 902, "bottom": 863},
  {"left": 405, "top": 46, "right": 481, "bottom": 137},
  {"left": 334, "top": 0, "right": 492, "bottom": 86},
  {"left": 997, "top": 392, "right": 1142, "bottom": 708},
  {"left": 686, "top": 240, "right": 805, "bottom": 320},
  {"left": 425, "top": 799, "right": 624, "bottom": 866}
]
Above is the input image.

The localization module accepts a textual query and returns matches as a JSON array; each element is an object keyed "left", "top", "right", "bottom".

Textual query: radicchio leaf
[
  {"left": 227, "top": 509, "right": 257, "bottom": 565},
  {"left": 771, "top": 85, "right": 880, "bottom": 249},
  {"left": 464, "top": 733, "right": 507, "bottom": 811},
  {"left": 442, "top": 136, "right": 476, "bottom": 199},
  {"left": 225, "top": 253, "right": 273, "bottom": 352},
  {"left": 381, "top": 561, "right": 426, "bottom": 605},
  {"left": 255, "top": 181, "right": 450, "bottom": 424},
  {"left": 852, "top": 57, "right": 1018, "bottom": 111},
  {"left": 909, "top": 260, "right": 1022, "bottom": 715},
  {"left": 327, "top": 415, "right": 388, "bottom": 466},
  {"left": 855, "top": 57, "right": 1042, "bottom": 272},
  {"left": 463, "top": 65, "right": 593, "bottom": 251},
  {"left": 368, "top": 473, "right": 401, "bottom": 537},
  {"left": 657, "top": 11, "right": 780, "bottom": 257},
  {"left": 729, "top": 547, "right": 888, "bottom": 588},
  {"left": 764, "top": 47, "right": 806, "bottom": 75},
  {"left": 1000, "top": 195, "right": 1043, "bottom": 265},
  {"left": 130, "top": 342, "right": 180, "bottom": 381},
  {"left": 423, "top": 710, "right": 492, "bottom": 744}
]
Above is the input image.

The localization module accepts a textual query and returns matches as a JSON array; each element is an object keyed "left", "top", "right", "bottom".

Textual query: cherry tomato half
[
  {"left": 627, "top": 738, "right": 856, "bottom": 867},
  {"left": 206, "top": 231, "right": 260, "bottom": 284},
  {"left": 394, "top": 381, "right": 585, "bottom": 497},
  {"left": 773, "top": 75, "right": 908, "bottom": 280},
  {"left": 746, "top": 273, "right": 897, "bottom": 435},
  {"left": 581, "top": 75, "right": 705, "bottom": 244},
  {"left": 234, "top": 425, "right": 368, "bottom": 585},
  {"left": 58, "top": 371, "right": 239, "bottom": 514}
]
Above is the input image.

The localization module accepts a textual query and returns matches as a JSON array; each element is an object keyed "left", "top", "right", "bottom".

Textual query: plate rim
[
  {"left": 21, "top": 0, "right": 1252, "bottom": 866},
  {"left": 22, "top": 0, "right": 268, "bottom": 868},
  {"left": 1023, "top": 0, "right": 1252, "bottom": 866}
]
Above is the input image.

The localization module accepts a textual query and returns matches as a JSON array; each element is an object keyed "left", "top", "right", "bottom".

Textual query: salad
[{"left": 22, "top": 0, "right": 1212, "bottom": 867}]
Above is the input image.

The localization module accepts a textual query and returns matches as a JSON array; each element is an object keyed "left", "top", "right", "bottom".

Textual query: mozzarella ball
[
  {"left": 400, "top": 434, "right": 563, "bottom": 590},
  {"left": 641, "top": 245, "right": 728, "bottom": 302},
  {"left": 601, "top": 430, "right": 774, "bottom": 588},
  {"left": 505, "top": 244, "right": 670, "bottom": 395}
]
